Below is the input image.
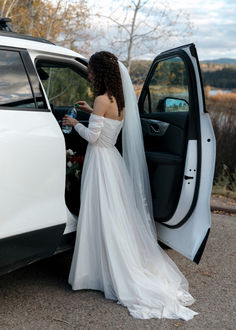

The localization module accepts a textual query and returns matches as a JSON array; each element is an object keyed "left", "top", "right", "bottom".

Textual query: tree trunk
[
  {"left": 5, "top": 0, "right": 19, "bottom": 17},
  {"left": 45, "top": 0, "right": 62, "bottom": 39},
  {"left": 0, "top": 0, "right": 8, "bottom": 17},
  {"left": 127, "top": 0, "right": 141, "bottom": 72}
]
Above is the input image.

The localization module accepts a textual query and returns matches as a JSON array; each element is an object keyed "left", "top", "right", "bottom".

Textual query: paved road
[{"left": 0, "top": 214, "right": 235, "bottom": 330}]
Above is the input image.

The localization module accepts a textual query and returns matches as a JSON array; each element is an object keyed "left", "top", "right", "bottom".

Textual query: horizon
[{"left": 121, "top": 56, "right": 236, "bottom": 63}]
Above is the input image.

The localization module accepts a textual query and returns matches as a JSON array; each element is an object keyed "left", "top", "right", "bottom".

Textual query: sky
[
  {"left": 169, "top": 0, "right": 236, "bottom": 60},
  {"left": 87, "top": 0, "right": 236, "bottom": 61}
]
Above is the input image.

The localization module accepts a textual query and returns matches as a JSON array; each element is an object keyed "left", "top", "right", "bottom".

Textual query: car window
[
  {"left": 36, "top": 61, "right": 93, "bottom": 108},
  {"left": 0, "top": 49, "right": 37, "bottom": 108},
  {"left": 144, "top": 56, "right": 189, "bottom": 113}
]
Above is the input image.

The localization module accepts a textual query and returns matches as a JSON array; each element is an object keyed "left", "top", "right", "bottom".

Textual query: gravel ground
[{"left": 0, "top": 213, "right": 235, "bottom": 330}]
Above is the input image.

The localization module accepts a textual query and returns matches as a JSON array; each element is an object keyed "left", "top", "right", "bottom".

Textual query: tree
[
  {"left": 93, "top": 0, "right": 193, "bottom": 72},
  {"left": 0, "top": 0, "right": 91, "bottom": 55}
]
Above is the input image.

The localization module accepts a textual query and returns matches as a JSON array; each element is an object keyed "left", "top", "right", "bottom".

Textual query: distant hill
[
  {"left": 128, "top": 59, "right": 236, "bottom": 89},
  {"left": 202, "top": 67, "right": 236, "bottom": 89},
  {"left": 201, "top": 58, "right": 236, "bottom": 64}
]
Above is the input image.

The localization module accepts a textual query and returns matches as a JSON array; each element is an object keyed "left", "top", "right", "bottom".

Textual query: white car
[{"left": 0, "top": 23, "right": 216, "bottom": 276}]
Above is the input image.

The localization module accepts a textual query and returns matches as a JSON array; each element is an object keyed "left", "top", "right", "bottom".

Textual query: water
[
  {"left": 62, "top": 107, "right": 77, "bottom": 134},
  {"left": 209, "top": 89, "right": 232, "bottom": 95}
]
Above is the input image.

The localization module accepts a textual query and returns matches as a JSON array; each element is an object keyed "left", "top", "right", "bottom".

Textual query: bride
[{"left": 62, "top": 51, "right": 198, "bottom": 320}]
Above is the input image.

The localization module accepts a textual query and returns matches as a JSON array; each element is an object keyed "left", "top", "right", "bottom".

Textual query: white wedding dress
[{"left": 68, "top": 112, "right": 198, "bottom": 321}]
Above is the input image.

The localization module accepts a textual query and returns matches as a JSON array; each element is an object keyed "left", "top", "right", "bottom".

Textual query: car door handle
[
  {"left": 141, "top": 118, "right": 169, "bottom": 136},
  {"left": 150, "top": 124, "right": 160, "bottom": 135}
]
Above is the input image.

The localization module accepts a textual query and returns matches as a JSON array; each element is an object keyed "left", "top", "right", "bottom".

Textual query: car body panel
[
  {"left": 0, "top": 34, "right": 84, "bottom": 59},
  {"left": 0, "top": 110, "right": 67, "bottom": 239},
  {"left": 0, "top": 41, "right": 69, "bottom": 274}
]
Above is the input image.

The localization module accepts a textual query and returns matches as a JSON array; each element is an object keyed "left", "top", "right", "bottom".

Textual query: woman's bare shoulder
[
  {"left": 95, "top": 94, "right": 113, "bottom": 104},
  {"left": 93, "top": 95, "right": 110, "bottom": 117}
]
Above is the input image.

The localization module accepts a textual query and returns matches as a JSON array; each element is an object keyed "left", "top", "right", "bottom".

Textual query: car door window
[
  {"left": 36, "top": 61, "right": 93, "bottom": 107},
  {"left": 36, "top": 60, "right": 92, "bottom": 217},
  {"left": 0, "top": 49, "right": 37, "bottom": 108},
  {"left": 144, "top": 56, "right": 189, "bottom": 113}
]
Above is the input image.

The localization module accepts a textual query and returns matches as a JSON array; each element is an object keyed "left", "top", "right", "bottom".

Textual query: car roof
[{"left": 0, "top": 31, "right": 86, "bottom": 60}]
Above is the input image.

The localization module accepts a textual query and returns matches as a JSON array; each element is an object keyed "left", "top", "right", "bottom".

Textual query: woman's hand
[
  {"left": 62, "top": 115, "right": 78, "bottom": 127},
  {"left": 76, "top": 101, "right": 93, "bottom": 113}
]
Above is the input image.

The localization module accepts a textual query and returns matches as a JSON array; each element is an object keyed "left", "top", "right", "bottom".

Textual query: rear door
[
  {"left": 0, "top": 47, "right": 67, "bottom": 274},
  {"left": 31, "top": 54, "right": 93, "bottom": 223},
  {"left": 139, "top": 43, "right": 216, "bottom": 263}
]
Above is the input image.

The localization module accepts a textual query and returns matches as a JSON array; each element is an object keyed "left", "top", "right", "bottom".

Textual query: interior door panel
[{"left": 141, "top": 113, "right": 188, "bottom": 221}]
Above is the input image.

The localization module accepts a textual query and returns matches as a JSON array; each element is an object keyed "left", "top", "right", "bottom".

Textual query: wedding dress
[{"left": 68, "top": 63, "right": 198, "bottom": 321}]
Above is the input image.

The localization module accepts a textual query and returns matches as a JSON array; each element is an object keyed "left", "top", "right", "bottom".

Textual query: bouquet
[
  {"left": 65, "top": 149, "right": 84, "bottom": 215},
  {"left": 66, "top": 149, "right": 84, "bottom": 179}
]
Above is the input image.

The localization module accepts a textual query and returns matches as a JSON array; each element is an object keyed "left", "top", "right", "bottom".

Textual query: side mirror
[{"left": 164, "top": 97, "right": 189, "bottom": 112}]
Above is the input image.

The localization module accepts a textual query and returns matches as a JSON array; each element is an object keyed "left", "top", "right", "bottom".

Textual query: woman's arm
[
  {"left": 62, "top": 96, "right": 107, "bottom": 144},
  {"left": 74, "top": 96, "right": 108, "bottom": 143}
]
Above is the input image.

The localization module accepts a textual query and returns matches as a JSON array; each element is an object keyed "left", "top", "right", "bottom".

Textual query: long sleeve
[{"left": 74, "top": 113, "right": 104, "bottom": 144}]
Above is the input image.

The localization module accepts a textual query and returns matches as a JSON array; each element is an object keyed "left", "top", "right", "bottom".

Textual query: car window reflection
[{"left": 0, "top": 50, "right": 36, "bottom": 108}]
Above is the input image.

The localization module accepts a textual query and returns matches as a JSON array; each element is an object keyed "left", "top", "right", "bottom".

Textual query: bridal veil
[{"left": 119, "top": 61, "right": 157, "bottom": 240}]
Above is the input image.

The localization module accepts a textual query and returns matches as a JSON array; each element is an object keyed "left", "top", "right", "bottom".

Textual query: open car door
[{"left": 139, "top": 43, "right": 216, "bottom": 263}]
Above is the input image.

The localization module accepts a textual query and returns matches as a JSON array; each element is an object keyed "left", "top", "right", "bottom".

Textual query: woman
[{"left": 62, "top": 51, "right": 198, "bottom": 320}]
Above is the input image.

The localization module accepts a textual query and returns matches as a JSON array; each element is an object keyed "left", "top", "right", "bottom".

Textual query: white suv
[{"left": 0, "top": 22, "right": 216, "bottom": 276}]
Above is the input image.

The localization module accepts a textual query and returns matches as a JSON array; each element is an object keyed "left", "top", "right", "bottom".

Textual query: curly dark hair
[{"left": 88, "top": 51, "right": 125, "bottom": 116}]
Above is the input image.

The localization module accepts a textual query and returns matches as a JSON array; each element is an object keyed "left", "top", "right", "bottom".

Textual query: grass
[
  {"left": 212, "top": 168, "right": 236, "bottom": 199},
  {"left": 212, "top": 188, "right": 236, "bottom": 200}
]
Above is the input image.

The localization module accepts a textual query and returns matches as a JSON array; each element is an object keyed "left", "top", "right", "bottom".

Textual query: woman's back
[
  {"left": 90, "top": 113, "right": 123, "bottom": 148},
  {"left": 95, "top": 93, "right": 124, "bottom": 122}
]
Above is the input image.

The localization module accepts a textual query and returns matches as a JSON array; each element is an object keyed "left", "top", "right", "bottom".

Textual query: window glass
[
  {"left": 0, "top": 49, "right": 36, "bottom": 108},
  {"left": 144, "top": 56, "right": 189, "bottom": 113},
  {"left": 37, "top": 62, "right": 93, "bottom": 107}
]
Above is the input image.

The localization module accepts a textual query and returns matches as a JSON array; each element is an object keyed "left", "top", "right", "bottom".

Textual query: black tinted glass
[{"left": 0, "top": 49, "right": 36, "bottom": 108}]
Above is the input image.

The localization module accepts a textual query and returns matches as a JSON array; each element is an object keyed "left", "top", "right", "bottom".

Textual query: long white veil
[{"left": 119, "top": 61, "right": 157, "bottom": 240}]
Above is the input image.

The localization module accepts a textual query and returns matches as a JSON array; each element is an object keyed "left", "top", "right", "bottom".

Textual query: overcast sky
[
  {"left": 87, "top": 0, "right": 236, "bottom": 61},
  {"left": 169, "top": 0, "right": 236, "bottom": 60}
]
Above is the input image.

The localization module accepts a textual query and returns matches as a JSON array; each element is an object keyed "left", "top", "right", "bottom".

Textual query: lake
[{"left": 209, "top": 89, "right": 232, "bottom": 95}]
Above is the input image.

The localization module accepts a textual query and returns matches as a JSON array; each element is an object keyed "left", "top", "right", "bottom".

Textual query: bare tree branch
[
  {"left": 96, "top": 14, "right": 130, "bottom": 34},
  {"left": 127, "top": 0, "right": 141, "bottom": 71},
  {"left": 91, "top": 0, "right": 193, "bottom": 71}
]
